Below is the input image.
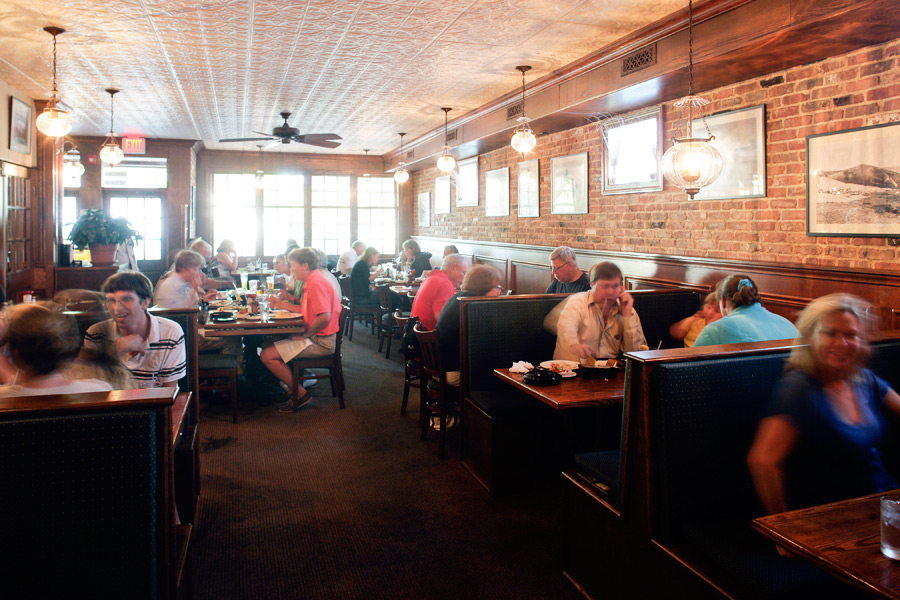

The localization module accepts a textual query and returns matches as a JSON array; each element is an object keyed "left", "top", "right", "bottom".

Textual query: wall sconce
[{"left": 60, "top": 140, "right": 84, "bottom": 178}]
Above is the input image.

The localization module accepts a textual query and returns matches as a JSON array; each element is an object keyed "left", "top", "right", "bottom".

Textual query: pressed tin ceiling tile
[{"left": 1, "top": 0, "right": 686, "bottom": 154}]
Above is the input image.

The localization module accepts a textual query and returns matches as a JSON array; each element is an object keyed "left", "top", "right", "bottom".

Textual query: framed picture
[
  {"left": 551, "top": 152, "right": 588, "bottom": 214},
  {"left": 435, "top": 176, "right": 451, "bottom": 214},
  {"left": 692, "top": 104, "right": 766, "bottom": 200},
  {"left": 456, "top": 158, "right": 478, "bottom": 207},
  {"left": 417, "top": 191, "right": 430, "bottom": 227},
  {"left": 601, "top": 106, "right": 662, "bottom": 195},
  {"left": 485, "top": 168, "right": 509, "bottom": 216},
  {"left": 807, "top": 121, "right": 900, "bottom": 237},
  {"left": 9, "top": 96, "right": 32, "bottom": 154},
  {"left": 517, "top": 159, "right": 539, "bottom": 217}
]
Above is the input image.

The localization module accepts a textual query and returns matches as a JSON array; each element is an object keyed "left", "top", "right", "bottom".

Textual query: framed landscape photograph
[
  {"left": 485, "top": 167, "right": 509, "bottom": 216},
  {"left": 9, "top": 96, "right": 32, "bottom": 154},
  {"left": 807, "top": 121, "right": 900, "bottom": 237},
  {"left": 435, "top": 176, "right": 451, "bottom": 214},
  {"left": 417, "top": 191, "right": 430, "bottom": 228},
  {"left": 600, "top": 106, "right": 662, "bottom": 195},
  {"left": 456, "top": 158, "right": 478, "bottom": 207},
  {"left": 551, "top": 152, "right": 588, "bottom": 214},
  {"left": 692, "top": 104, "right": 766, "bottom": 201},
  {"left": 517, "top": 159, "right": 539, "bottom": 217}
]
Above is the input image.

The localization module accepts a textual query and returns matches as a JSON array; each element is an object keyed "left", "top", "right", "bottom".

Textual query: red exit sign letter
[{"left": 123, "top": 137, "right": 146, "bottom": 154}]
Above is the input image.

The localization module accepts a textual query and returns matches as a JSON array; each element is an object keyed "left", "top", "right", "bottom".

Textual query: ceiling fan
[{"left": 219, "top": 111, "right": 342, "bottom": 149}]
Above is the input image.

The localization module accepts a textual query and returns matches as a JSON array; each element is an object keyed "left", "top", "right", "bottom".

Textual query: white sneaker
[{"left": 302, "top": 378, "right": 317, "bottom": 389}]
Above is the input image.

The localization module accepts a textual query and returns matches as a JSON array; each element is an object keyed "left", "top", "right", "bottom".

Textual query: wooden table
[
  {"left": 202, "top": 314, "right": 306, "bottom": 337},
  {"left": 389, "top": 284, "right": 420, "bottom": 297},
  {"left": 493, "top": 368, "right": 625, "bottom": 409},
  {"left": 753, "top": 492, "right": 900, "bottom": 599}
]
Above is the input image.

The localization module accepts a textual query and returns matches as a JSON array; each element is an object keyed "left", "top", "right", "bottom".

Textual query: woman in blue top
[
  {"left": 747, "top": 293, "right": 900, "bottom": 515},
  {"left": 693, "top": 274, "right": 797, "bottom": 347}
]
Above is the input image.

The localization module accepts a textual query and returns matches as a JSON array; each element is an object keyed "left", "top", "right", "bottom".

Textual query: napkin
[{"left": 509, "top": 361, "right": 534, "bottom": 373}]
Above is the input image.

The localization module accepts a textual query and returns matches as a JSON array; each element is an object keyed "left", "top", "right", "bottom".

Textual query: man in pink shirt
[
  {"left": 410, "top": 254, "right": 469, "bottom": 330},
  {"left": 262, "top": 247, "right": 342, "bottom": 412}
]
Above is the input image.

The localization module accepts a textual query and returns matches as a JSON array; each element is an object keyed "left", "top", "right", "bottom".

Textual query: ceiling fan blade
[
  {"left": 263, "top": 139, "right": 282, "bottom": 150},
  {"left": 293, "top": 134, "right": 343, "bottom": 149},
  {"left": 219, "top": 136, "right": 277, "bottom": 143},
  {"left": 252, "top": 131, "right": 276, "bottom": 137}
]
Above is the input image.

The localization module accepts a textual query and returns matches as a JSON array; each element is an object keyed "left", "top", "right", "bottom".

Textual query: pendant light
[
  {"left": 660, "top": 0, "right": 723, "bottom": 199},
  {"left": 35, "top": 26, "right": 72, "bottom": 138},
  {"left": 436, "top": 107, "right": 456, "bottom": 173},
  {"left": 255, "top": 144, "right": 265, "bottom": 189},
  {"left": 362, "top": 149, "right": 371, "bottom": 177},
  {"left": 60, "top": 140, "right": 84, "bottom": 178},
  {"left": 99, "top": 88, "right": 124, "bottom": 166},
  {"left": 393, "top": 133, "right": 409, "bottom": 184},
  {"left": 510, "top": 65, "right": 537, "bottom": 155}
]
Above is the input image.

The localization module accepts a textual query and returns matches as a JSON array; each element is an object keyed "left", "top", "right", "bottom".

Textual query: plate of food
[
  {"left": 238, "top": 312, "right": 261, "bottom": 320},
  {"left": 579, "top": 357, "right": 624, "bottom": 380},
  {"left": 559, "top": 370, "right": 577, "bottom": 378},
  {"left": 272, "top": 311, "right": 302, "bottom": 320},
  {"left": 539, "top": 360, "right": 580, "bottom": 372}
]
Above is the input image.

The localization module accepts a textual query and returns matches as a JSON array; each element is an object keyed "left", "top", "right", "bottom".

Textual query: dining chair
[
  {"left": 338, "top": 275, "right": 378, "bottom": 341},
  {"left": 289, "top": 304, "right": 348, "bottom": 409},
  {"left": 394, "top": 310, "right": 422, "bottom": 415},
  {"left": 414, "top": 323, "right": 460, "bottom": 459},
  {"left": 376, "top": 284, "right": 400, "bottom": 359},
  {"left": 198, "top": 353, "right": 239, "bottom": 423}
]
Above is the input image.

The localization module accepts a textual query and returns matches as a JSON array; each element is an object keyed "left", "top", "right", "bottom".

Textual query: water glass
[
  {"left": 240, "top": 272, "right": 249, "bottom": 289},
  {"left": 259, "top": 295, "right": 270, "bottom": 321},
  {"left": 262, "top": 262, "right": 268, "bottom": 271},
  {"left": 249, "top": 279, "right": 259, "bottom": 292},
  {"left": 881, "top": 497, "right": 900, "bottom": 559}
]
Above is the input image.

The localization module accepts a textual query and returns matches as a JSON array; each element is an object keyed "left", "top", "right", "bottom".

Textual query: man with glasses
[
  {"left": 545, "top": 246, "right": 590, "bottom": 294},
  {"left": 83, "top": 272, "right": 186, "bottom": 388},
  {"left": 553, "top": 261, "right": 647, "bottom": 361}
]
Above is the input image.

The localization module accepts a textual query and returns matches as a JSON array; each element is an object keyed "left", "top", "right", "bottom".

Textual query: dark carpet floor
[{"left": 190, "top": 326, "right": 585, "bottom": 600}]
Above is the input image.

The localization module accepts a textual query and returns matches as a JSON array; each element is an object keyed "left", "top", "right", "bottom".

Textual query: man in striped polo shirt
[{"left": 84, "top": 272, "right": 186, "bottom": 388}]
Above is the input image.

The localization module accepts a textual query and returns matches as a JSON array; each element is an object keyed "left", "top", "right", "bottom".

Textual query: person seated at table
[
  {"left": 410, "top": 254, "right": 469, "bottom": 331},
  {"left": 431, "top": 244, "right": 460, "bottom": 270},
  {"left": 401, "top": 239, "right": 433, "bottom": 278},
  {"left": 154, "top": 250, "right": 219, "bottom": 308},
  {"left": 285, "top": 239, "right": 299, "bottom": 254},
  {"left": 316, "top": 248, "right": 342, "bottom": 302},
  {"left": 0, "top": 303, "right": 113, "bottom": 396},
  {"left": 554, "top": 261, "right": 647, "bottom": 361},
  {"left": 83, "top": 272, "right": 186, "bottom": 388},
  {"left": 215, "top": 239, "right": 238, "bottom": 273},
  {"left": 669, "top": 292, "right": 722, "bottom": 347},
  {"left": 188, "top": 238, "right": 235, "bottom": 289},
  {"left": 747, "top": 293, "right": 900, "bottom": 515},
  {"left": 263, "top": 248, "right": 342, "bottom": 412},
  {"left": 338, "top": 240, "right": 366, "bottom": 275},
  {"left": 693, "top": 275, "right": 797, "bottom": 347},
  {"left": 351, "top": 247, "right": 384, "bottom": 307},
  {"left": 544, "top": 246, "right": 590, "bottom": 294},
  {"left": 436, "top": 264, "right": 502, "bottom": 388}
]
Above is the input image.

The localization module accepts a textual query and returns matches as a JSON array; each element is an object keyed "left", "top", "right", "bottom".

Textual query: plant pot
[{"left": 89, "top": 243, "right": 118, "bottom": 266}]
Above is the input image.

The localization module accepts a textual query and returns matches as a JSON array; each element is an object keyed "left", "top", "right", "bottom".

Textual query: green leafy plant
[{"left": 67, "top": 208, "right": 142, "bottom": 248}]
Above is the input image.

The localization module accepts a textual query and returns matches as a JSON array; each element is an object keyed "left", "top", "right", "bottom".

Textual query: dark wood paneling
[
  {"left": 511, "top": 260, "right": 551, "bottom": 295},
  {"left": 473, "top": 255, "right": 509, "bottom": 288}
]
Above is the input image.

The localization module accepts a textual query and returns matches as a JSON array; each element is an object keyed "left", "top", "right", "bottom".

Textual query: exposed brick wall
[{"left": 411, "top": 38, "right": 900, "bottom": 273}]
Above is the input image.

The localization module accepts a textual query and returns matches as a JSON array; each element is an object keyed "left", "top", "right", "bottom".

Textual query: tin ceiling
[{"left": 0, "top": 0, "right": 685, "bottom": 154}]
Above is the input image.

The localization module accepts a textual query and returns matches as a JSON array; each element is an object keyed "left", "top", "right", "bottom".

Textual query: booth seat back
[{"left": 630, "top": 289, "right": 703, "bottom": 350}]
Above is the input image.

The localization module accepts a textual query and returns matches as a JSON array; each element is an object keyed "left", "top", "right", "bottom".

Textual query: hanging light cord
[
  {"left": 399, "top": 134, "right": 404, "bottom": 166},
  {"left": 520, "top": 69, "right": 527, "bottom": 120},
  {"left": 108, "top": 92, "right": 115, "bottom": 133},
  {"left": 51, "top": 32, "right": 59, "bottom": 96}
]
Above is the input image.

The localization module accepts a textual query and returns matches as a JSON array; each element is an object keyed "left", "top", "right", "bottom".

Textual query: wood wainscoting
[{"left": 414, "top": 236, "right": 900, "bottom": 327}]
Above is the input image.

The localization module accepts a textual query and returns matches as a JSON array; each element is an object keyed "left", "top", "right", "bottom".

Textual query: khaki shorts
[{"left": 274, "top": 333, "right": 336, "bottom": 363}]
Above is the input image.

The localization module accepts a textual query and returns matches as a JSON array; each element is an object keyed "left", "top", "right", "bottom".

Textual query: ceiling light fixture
[
  {"left": 510, "top": 65, "right": 537, "bottom": 155},
  {"left": 660, "top": 0, "right": 723, "bottom": 199},
  {"left": 436, "top": 107, "right": 456, "bottom": 173},
  {"left": 255, "top": 144, "right": 265, "bottom": 189},
  {"left": 60, "top": 140, "right": 84, "bottom": 178},
  {"left": 393, "top": 133, "right": 409, "bottom": 184},
  {"left": 35, "top": 26, "right": 72, "bottom": 138},
  {"left": 99, "top": 88, "right": 124, "bottom": 166}
]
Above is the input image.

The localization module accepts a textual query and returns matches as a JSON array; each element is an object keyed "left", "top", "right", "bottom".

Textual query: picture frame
[
  {"left": 551, "top": 152, "right": 588, "bottom": 214},
  {"left": 456, "top": 158, "right": 478, "bottom": 207},
  {"left": 600, "top": 106, "right": 662, "bottom": 195},
  {"left": 9, "top": 96, "right": 32, "bottom": 154},
  {"left": 417, "top": 191, "right": 430, "bottom": 227},
  {"left": 692, "top": 104, "right": 766, "bottom": 201},
  {"left": 485, "top": 167, "right": 509, "bottom": 216},
  {"left": 807, "top": 121, "right": 900, "bottom": 237},
  {"left": 435, "top": 176, "right": 451, "bottom": 214},
  {"left": 517, "top": 159, "right": 539, "bottom": 217}
]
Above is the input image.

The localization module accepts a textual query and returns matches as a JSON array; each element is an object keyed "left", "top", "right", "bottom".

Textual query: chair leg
[
  {"left": 230, "top": 370, "right": 238, "bottom": 424},
  {"left": 347, "top": 310, "right": 354, "bottom": 340},
  {"left": 419, "top": 381, "right": 429, "bottom": 441},
  {"left": 401, "top": 375, "right": 410, "bottom": 415},
  {"left": 384, "top": 324, "right": 393, "bottom": 359}
]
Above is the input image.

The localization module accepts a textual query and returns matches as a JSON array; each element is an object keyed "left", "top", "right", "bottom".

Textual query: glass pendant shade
[
  {"left": 437, "top": 147, "right": 456, "bottom": 173},
  {"left": 37, "top": 102, "right": 72, "bottom": 138},
  {"left": 511, "top": 119, "right": 537, "bottom": 154},
  {"left": 393, "top": 168, "right": 409, "bottom": 184},
  {"left": 62, "top": 148, "right": 84, "bottom": 177},
  {"left": 661, "top": 137, "right": 723, "bottom": 199},
  {"left": 100, "top": 136, "right": 124, "bottom": 166}
]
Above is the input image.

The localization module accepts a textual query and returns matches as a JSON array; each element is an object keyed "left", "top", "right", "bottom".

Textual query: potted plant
[{"left": 67, "top": 208, "right": 142, "bottom": 266}]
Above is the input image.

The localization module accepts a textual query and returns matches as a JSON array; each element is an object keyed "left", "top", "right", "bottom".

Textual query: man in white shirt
[{"left": 337, "top": 240, "right": 366, "bottom": 275}]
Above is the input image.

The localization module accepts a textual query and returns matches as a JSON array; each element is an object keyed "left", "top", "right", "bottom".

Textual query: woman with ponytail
[{"left": 693, "top": 274, "right": 797, "bottom": 346}]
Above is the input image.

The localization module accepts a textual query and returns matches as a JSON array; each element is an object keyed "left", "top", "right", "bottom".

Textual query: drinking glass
[
  {"left": 266, "top": 275, "right": 275, "bottom": 290},
  {"left": 262, "top": 262, "right": 268, "bottom": 271},
  {"left": 881, "top": 497, "right": 900, "bottom": 559},
  {"left": 258, "top": 294, "right": 270, "bottom": 321},
  {"left": 249, "top": 279, "right": 259, "bottom": 293},
  {"left": 240, "top": 272, "right": 249, "bottom": 289}
]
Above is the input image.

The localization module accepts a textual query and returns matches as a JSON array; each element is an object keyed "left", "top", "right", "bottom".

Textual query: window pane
[
  {"left": 108, "top": 195, "right": 163, "bottom": 260},
  {"left": 212, "top": 173, "right": 259, "bottom": 257},
  {"left": 311, "top": 208, "right": 351, "bottom": 255},
  {"left": 61, "top": 194, "right": 78, "bottom": 242},
  {"left": 358, "top": 208, "right": 397, "bottom": 255},
  {"left": 311, "top": 175, "right": 350, "bottom": 207}
]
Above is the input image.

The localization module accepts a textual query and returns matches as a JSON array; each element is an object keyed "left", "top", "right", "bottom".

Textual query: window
[
  {"left": 310, "top": 176, "right": 351, "bottom": 256},
  {"left": 108, "top": 194, "right": 163, "bottom": 260},
  {"left": 212, "top": 173, "right": 259, "bottom": 258},
  {"left": 358, "top": 177, "right": 397, "bottom": 254},
  {"left": 102, "top": 157, "right": 168, "bottom": 189},
  {"left": 61, "top": 193, "right": 78, "bottom": 242},
  {"left": 262, "top": 174, "right": 304, "bottom": 256}
]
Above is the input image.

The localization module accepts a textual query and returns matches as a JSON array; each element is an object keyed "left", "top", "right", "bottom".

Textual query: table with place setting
[
  {"left": 202, "top": 292, "right": 306, "bottom": 338},
  {"left": 493, "top": 360, "right": 626, "bottom": 410}
]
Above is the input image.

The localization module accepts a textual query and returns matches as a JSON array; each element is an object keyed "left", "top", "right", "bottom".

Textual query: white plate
[
  {"left": 559, "top": 370, "right": 577, "bottom": 378},
  {"left": 272, "top": 312, "right": 302, "bottom": 320},
  {"left": 539, "top": 360, "right": 579, "bottom": 371}
]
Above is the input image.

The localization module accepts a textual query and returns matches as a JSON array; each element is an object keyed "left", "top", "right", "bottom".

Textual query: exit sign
[{"left": 123, "top": 137, "right": 146, "bottom": 154}]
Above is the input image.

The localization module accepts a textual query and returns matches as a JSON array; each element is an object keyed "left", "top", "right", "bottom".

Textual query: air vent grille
[
  {"left": 507, "top": 102, "right": 524, "bottom": 121},
  {"left": 446, "top": 129, "right": 458, "bottom": 142},
  {"left": 622, "top": 44, "right": 656, "bottom": 76},
  {"left": 406, "top": 150, "right": 415, "bottom": 160}
]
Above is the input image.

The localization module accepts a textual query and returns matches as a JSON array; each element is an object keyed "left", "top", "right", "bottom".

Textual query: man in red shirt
[
  {"left": 410, "top": 254, "right": 469, "bottom": 330},
  {"left": 262, "top": 247, "right": 342, "bottom": 412}
]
